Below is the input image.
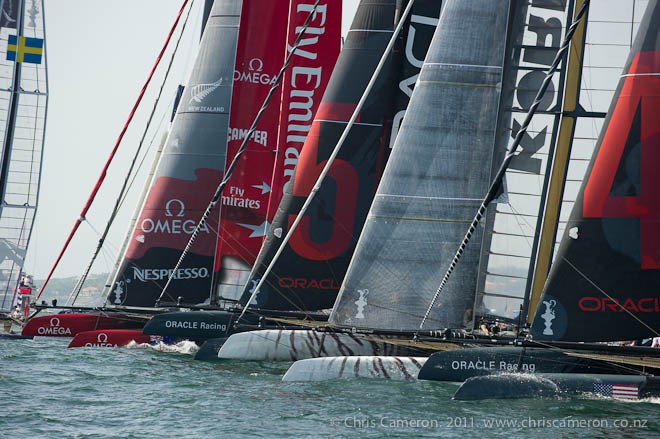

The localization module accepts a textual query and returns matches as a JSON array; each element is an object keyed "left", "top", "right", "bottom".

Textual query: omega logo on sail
[
  {"left": 234, "top": 57, "right": 276, "bottom": 85},
  {"left": 139, "top": 199, "right": 209, "bottom": 235}
]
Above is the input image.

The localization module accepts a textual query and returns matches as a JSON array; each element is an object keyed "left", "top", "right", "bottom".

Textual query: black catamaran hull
[
  {"left": 454, "top": 373, "right": 660, "bottom": 401},
  {"left": 418, "top": 346, "right": 660, "bottom": 382},
  {"left": 142, "top": 310, "right": 239, "bottom": 341}
]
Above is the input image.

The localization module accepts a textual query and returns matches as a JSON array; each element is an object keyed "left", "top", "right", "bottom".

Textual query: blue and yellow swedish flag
[{"left": 7, "top": 34, "right": 43, "bottom": 64}]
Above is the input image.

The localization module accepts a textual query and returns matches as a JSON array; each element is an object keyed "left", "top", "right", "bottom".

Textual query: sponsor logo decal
[
  {"left": 237, "top": 221, "right": 270, "bottom": 238},
  {"left": 277, "top": 277, "right": 339, "bottom": 290},
  {"left": 222, "top": 186, "right": 262, "bottom": 210},
  {"left": 163, "top": 320, "right": 228, "bottom": 332},
  {"left": 228, "top": 127, "right": 268, "bottom": 147},
  {"left": 540, "top": 299, "right": 556, "bottom": 335},
  {"left": 138, "top": 199, "right": 209, "bottom": 239},
  {"left": 36, "top": 317, "right": 72, "bottom": 336},
  {"left": 531, "top": 294, "right": 567, "bottom": 339},
  {"left": 234, "top": 57, "right": 277, "bottom": 85},
  {"left": 280, "top": 3, "right": 329, "bottom": 192},
  {"left": 133, "top": 267, "right": 210, "bottom": 282},
  {"left": 451, "top": 360, "right": 536, "bottom": 372},
  {"left": 187, "top": 76, "right": 226, "bottom": 113},
  {"left": 83, "top": 332, "right": 118, "bottom": 348},
  {"left": 391, "top": 12, "right": 440, "bottom": 147},
  {"left": 112, "top": 280, "right": 126, "bottom": 305},
  {"left": 578, "top": 297, "right": 660, "bottom": 313},
  {"left": 507, "top": 1, "right": 569, "bottom": 174}
]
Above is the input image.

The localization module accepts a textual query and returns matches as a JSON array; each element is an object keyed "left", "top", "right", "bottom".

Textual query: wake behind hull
[
  {"left": 282, "top": 356, "right": 427, "bottom": 382},
  {"left": 217, "top": 329, "right": 421, "bottom": 361}
]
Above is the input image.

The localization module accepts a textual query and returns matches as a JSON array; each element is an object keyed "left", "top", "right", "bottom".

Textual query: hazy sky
[{"left": 24, "top": 0, "right": 359, "bottom": 280}]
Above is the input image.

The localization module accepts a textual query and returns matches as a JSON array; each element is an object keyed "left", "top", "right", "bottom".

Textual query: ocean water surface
[{"left": 2, "top": 337, "right": 658, "bottom": 438}]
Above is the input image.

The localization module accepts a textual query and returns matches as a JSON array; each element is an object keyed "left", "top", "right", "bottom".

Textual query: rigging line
[
  {"left": 417, "top": 0, "right": 591, "bottom": 334},
  {"left": 37, "top": 0, "right": 191, "bottom": 300},
  {"left": 235, "top": 0, "right": 419, "bottom": 324},
  {"left": 560, "top": 256, "right": 660, "bottom": 338},
  {"left": 69, "top": 0, "right": 196, "bottom": 306},
  {"left": 117, "top": 106, "right": 170, "bottom": 210},
  {"left": 156, "top": 0, "right": 324, "bottom": 305},
  {"left": 513, "top": 337, "right": 658, "bottom": 376}
]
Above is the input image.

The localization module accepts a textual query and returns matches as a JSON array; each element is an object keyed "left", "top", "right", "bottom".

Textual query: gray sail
[
  {"left": 330, "top": 0, "right": 509, "bottom": 331},
  {"left": 0, "top": 0, "right": 47, "bottom": 311},
  {"left": 106, "top": 0, "right": 241, "bottom": 307}
]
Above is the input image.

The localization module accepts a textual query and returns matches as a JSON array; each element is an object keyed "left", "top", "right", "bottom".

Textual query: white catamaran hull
[
  {"left": 217, "top": 329, "right": 418, "bottom": 361},
  {"left": 282, "top": 356, "right": 427, "bottom": 382}
]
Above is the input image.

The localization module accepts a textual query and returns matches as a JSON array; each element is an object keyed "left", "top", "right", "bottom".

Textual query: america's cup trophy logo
[
  {"left": 541, "top": 299, "right": 556, "bottom": 335},
  {"left": 355, "top": 289, "right": 369, "bottom": 319},
  {"left": 113, "top": 281, "right": 125, "bottom": 305}
]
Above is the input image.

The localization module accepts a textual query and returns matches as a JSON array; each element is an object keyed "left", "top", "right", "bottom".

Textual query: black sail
[
  {"left": 531, "top": 0, "right": 660, "bottom": 342},
  {"left": 240, "top": 0, "right": 441, "bottom": 312}
]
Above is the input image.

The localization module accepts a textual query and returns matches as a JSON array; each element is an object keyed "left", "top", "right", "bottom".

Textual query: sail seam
[
  {"left": 314, "top": 120, "right": 383, "bottom": 127},
  {"left": 423, "top": 62, "right": 501, "bottom": 70},
  {"left": 378, "top": 194, "right": 483, "bottom": 201}
]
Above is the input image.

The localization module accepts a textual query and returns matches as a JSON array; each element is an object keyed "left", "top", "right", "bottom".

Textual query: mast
[
  {"left": 0, "top": 0, "right": 24, "bottom": 204},
  {"left": 0, "top": 0, "right": 47, "bottom": 311},
  {"left": 530, "top": 0, "right": 660, "bottom": 342},
  {"left": 473, "top": 1, "right": 581, "bottom": 325},
  {"left": 525, "top": 0, "right": 589, "bottom": 323}
]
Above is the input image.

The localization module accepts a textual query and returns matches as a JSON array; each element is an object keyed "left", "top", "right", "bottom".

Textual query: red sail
[
  {"left": 266, "top": 0, "right": 341, "bottom": 222},
  {"left": 213, "top": 0, "right": 289, "bottom": 276},
  {"left": 213, "top": 0, "right": 341, "bottom": 300}
]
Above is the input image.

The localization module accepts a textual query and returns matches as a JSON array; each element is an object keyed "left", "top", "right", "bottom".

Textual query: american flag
[{"left": 593, "top": 383, "right": 639, "bottom": 400}]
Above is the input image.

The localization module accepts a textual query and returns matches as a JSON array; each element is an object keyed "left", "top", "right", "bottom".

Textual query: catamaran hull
[
  {"left": 453, "top": 373, "right": 660, "bottom": 401},
  {"left": 217, "top": 329, "right": 419, "bottom": 361},
  {"left": 21, "top": 313, "right": 146, "bottom": 337},
  {"left": 67, "top": 329, "right": 151, "bottom": 348},
  {"left": 194, "top": 337, "right": 229, "bottom": 360},
  {"left": 282, "top": 356, "right": 427, "bottom": 382},
  {"left": 142, "top": 310, "right": 236, "bottom": 341},
  {"left": 418, "top": 347, "right": 626, "bottom": 382}
]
